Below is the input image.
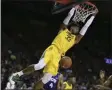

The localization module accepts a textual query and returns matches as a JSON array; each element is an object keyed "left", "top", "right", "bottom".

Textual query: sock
[{"left": 18, "top": 71, "right": 24, "bottom": 77}]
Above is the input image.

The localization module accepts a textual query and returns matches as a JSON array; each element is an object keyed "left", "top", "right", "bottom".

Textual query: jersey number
[
  {"left": 65, "top": 32, "right": 73, "bottom": 42},
  {"left": 49, "top": 83, "right": 53, "bottom": 88},
  {"left": 49, "top": 78, "right": 56, "bottom": 88}
]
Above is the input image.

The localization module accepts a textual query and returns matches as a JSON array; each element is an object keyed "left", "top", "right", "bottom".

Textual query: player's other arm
[
  {"left": 60, "top": 7, "right": 76, "bottom": 30},
  {"left": 57, "top": 74, "right": 64, "bottom": 89},
  {"left": 75, "top": 15, "right": 96, "bottom": 44}
]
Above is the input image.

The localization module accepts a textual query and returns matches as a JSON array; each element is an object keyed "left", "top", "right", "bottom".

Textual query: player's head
[
  {"left": 68, "top": 23, "right": 80, "bottom": 35},
  {"left": 100, "top": 70, "right": 105, "bottom": 79}
]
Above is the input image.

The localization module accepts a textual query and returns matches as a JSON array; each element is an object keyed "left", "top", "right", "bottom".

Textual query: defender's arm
[{"left": 57, "top": 74, "right": 64, "bottom": 89}]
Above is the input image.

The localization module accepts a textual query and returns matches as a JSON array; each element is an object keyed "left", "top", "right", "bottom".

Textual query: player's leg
[
  {"left": 21, "top": 58, "right": 46, "bottom": 75},
  {"left": 16, "top": 58, "right": 46, "bottom": 76},
  {"left": 33, "top": 73, "right": 53, "bottom": 90},
  {"left": 8, "top": 46, "right": 53, "bottom": 89},
  {"left": 8, "top": 58, "right": 46, "bottom": 89}
]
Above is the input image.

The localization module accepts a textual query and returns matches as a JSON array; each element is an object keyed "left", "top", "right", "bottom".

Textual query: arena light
[{"left": 104, "top": 58, "right": 112, "bottom": 64}]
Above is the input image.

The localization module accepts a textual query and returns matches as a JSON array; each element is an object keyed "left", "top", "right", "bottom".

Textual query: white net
[{"left": 73, "top": 2, "right": 98, "bottom": 23}]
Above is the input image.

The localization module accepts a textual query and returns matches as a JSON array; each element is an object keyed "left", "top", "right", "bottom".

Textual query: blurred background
[{"left": 1, "top": 0, "right": 112, "bottom": 89}]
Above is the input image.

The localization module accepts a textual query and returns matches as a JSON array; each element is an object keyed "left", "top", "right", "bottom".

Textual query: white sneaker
[{"left": 6, "top": 72, "right": 20, "bottom": 89}]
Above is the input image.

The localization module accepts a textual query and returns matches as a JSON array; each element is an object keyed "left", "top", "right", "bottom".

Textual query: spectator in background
[
  {"left": 103, "top": 75, "right": 112, "bottom": 88},
  {"left": 62, "top": 77, "right": 74, "bottom": 90},
  {"left": 72, "top": 77, "right": 77, "bottom": 89},
  {"left": 96, "top": 70, "right": 107, "bottom": 85},
  {"left": 79, "top": 82, "right": 87, "bottom": 90}
]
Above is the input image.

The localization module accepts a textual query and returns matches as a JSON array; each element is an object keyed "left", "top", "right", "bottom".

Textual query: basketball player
[
  {"left": 57, "top": 71, "right": 76, "bottom": 90},
  {"left": 63, "top": 78, "right": 73, "bottom": 90},
  {"left": 44, "top": 73, "right": 63, "bottom": 90},
  {"left": 8, "top": 14, "right": 95, "bottom": 89}
]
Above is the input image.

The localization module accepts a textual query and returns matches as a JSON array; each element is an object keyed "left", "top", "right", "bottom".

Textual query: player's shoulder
[
  {"left": 58, "top": 28, "right": 69, "bottom": 34},
  {"left": 62, "top": 28, "right": 69, "bottom": 31}
]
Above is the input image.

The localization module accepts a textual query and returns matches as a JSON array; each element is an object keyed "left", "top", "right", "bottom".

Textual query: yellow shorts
[{"left": 41, "top": 45, "right": 61, "bottom": 76}]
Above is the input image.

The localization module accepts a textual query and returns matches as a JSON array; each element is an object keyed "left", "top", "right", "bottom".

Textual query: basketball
[{"left": 60, "top": 56, "right": 72, "bottom": 68}]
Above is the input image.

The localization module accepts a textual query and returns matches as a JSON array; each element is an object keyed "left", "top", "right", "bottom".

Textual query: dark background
[{"left": 2, "top": 0, "right": 112, "bottom": 76}]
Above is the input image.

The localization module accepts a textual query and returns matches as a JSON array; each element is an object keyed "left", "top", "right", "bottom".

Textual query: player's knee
[
  {"left": 34, "top": 58, "right": 46, "bottom": 70},
  {"left": 41, "top": 73, "right": 53, "bottom": 84},
  {"left": 34, "top": 64, "right": 41, "bottom": 70}
]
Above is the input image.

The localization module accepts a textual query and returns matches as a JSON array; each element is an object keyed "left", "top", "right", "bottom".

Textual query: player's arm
[
  {"left": 57, "top": 74, "right": 64, "bottom": 89},
  {"left": 75, "top": 15, "right": 96, "bottom": 44},
  {"left": 60, "top": 7, "right": 76, "bottom": 31}
]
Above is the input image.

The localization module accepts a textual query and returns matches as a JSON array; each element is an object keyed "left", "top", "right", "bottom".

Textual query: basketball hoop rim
[
  {"left": 76, "top": 1, "right": 98, "bottom": 14},
  {"left": 85, "top": 2, "right": 96, "bottom": 7},
  {"left": 85, "top": 2, "right": 98, "bottom": 11},
  {"left": 73, "top": 1, "right": 98, "bottom": 23}
]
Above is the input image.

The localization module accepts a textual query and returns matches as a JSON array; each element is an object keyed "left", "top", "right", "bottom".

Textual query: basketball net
[{"left": 73, "top": 2, "right": 98, "bottom": 23}]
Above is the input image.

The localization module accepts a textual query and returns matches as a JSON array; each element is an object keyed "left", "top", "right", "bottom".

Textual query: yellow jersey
[
  {"left": 42, "top": 29, "right": 76, "bottom": 75},
  {"left": 52, "top": 29, "right": 76, "bottom": 55},
  {"left": 43, "top": 45, "right": 61, "bottom": 75},
  {"left": 63, "top": 81, "right": 72, "bottom": 90}
]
